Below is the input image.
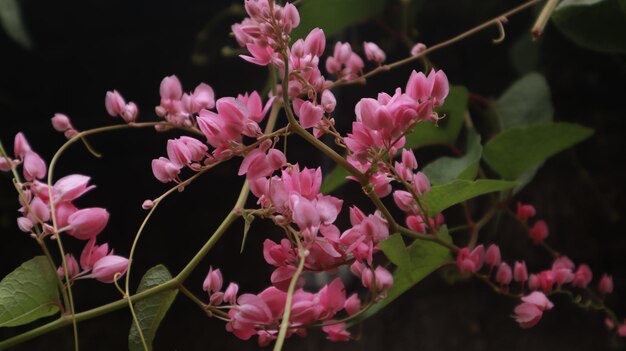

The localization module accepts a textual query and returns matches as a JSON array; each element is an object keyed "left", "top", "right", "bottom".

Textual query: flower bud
[
  {"left": 57, "top": 254, "right": 80, "bottom": 279},
  {"left": 485, "top": 244, "right": 501, "bottom": 267},
  {"left": 529, "top": 220, "right": 549, "bottom": 244},
  {"left": 66, "top": 207, "right": 110, "bottom": 240},
  {"left": 496, "top": 262, "right": 513, "bottom": 285},
  {"left": 514, "top": 261, "right": 528, "bottom": 283},
  {"left": 224, "top": 282, "right": 239, "bottom": 304},
  {"left": 598, "top": 274, "right": 614, "bottom": 295},
  {"left": 304, "top": 28, "right": 325, "bottom": 57},
  {"left": 363, "top": 42, "right": 386, "bottom": 64},
  {"left": 571, "top": 264, "right": 593, "bottom": 288},
  {"left": 23, "top": 151, "right": 47, "bottom": 181},
  {"left": 344, "top": 293, "right": 361, "bottom": 316},
  {"left": 14, "top": 132, "right": 31, "bottom": 158},
  {"left": 89, "top": 255, "right": 129, "bottom": 283},
  {"left": 410, "top": 43, "right": 427, "bottom": 56},
  {"left": 105, "top": 90, "right": 126, "bottom": 117},
  {"left": 516, "top": 202, "right": 536, "bottom": 221},
  {"left": 203, "top": 266, "right": 224, "bottom": 294},
  {"left": 51, "top": 113, "right": 73, "bottom": 132}
]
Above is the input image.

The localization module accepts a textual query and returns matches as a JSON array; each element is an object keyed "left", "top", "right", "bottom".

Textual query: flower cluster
[
  {"left": 454, "top": 202, "right": 617, "bottom": 329},
  {"left": 0, "top": 133, "right": 128, "bottom": 284}
]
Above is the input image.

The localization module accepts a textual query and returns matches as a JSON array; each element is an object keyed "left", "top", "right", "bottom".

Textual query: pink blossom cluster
[
  {"left": 149, "top": 75, "right": 275, "bottom": 183},
  {"left": 456, "top": 241, "right": 615, "bottom": 328},
  {"left": 228, "top": 162, "right": 394, "bottom": 343},
  {"left": 1, "top": 133, "right": 128, "bottom": 284},
  {"left": 203, "top": 267, "right": 362, "bottom": 344}
]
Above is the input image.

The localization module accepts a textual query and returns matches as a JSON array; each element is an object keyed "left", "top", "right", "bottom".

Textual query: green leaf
[
  {"left": 510, "top": 33, "right": 540, "bottom": 75},
  {"left": 422, "top": 179, "right": 518, "bottom": 216},
  {"left": 320, "top": 166, "right": 350, "bottom": 194},
  {"left": 363, "top": 229, "right": 452, "bottom": 318},
  {"left": 496, "top": 73, "right": 553, "bottom": 130},
  {"left": 422, "top": 128, "right": 482, "bottom": 185},
  {"left": 0, "top": 256, "right": 60, "bottom": 327},
  {"left": 552, "top": 0, "right": 626, "bottom": 54},
  {"left": 321, "top": 86, "right": 469, "bottom": 194},
  {"left": 0, "top": 0, "right": 33, "bottom": 49},
  {"left": 404, "top": 86, "right": 469, "bottom": 149},
  {"left": 291, "top": 0, "right": 386, "bottom": 40},
  {"left": 482, "top": 122, "right": 593, "bottom": 180},
  {"left": 129, "top": 265, "right": 178, "bottom": 351}
]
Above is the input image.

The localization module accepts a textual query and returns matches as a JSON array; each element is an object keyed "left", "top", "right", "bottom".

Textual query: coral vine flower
[
  {"left": 65, "top": 207, "right": 110, "bottom": 240},
  {"left": 513, "top": 291, "right": 554, "bottom": 328},
  {"left": 456, "top": 245, "right": 486, "bottom": 274}
]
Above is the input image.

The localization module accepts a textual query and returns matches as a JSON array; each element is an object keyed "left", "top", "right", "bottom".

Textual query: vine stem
[
  {"left": 272, "top": 234, "right": 306, "bottom": 351},
  {"left": 326, "top": 0, "right": 541, "bottom": 90}
]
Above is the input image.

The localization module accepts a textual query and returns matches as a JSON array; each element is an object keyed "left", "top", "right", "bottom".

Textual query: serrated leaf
[
  {"left": 291, "top": 0, "right": 386, "bottom": 40},
  {"left": 404, "top": 86, "right": 468, "bottom": 149},
  {"left": 321, "top": 86, "right": 469, "bottom": 194},
  {"left": 422, "top": 128, "right": 482, "bottom": 185},
  {"left": 0, "top": 256, "right": 60, "bottom": 327},
  {"left": 0, "top": 0, "right": 33, "bottom": 49},
  {"left": 496, "top": 73, "right": 553, "bottom": 130},
  {"left": 363, "top": 228, "right": 452, "bottom": 318},
  {"left": 552, "top": 0, "right": 626, "bottom": 54},
  {"left": 422, "top": 179, "right": 518, "bottom": 216},
  {"left": 482, "top": 122, "right": 593, "bottom": 180},
  {"left": 129, "top": 265, "right": 177, "bottom": 351}
]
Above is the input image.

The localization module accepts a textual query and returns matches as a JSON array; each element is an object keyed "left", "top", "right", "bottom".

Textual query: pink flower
[
  {"left": 304, "top": 28, "right": 325, "bottom": 57},
  {"left": 363, "top": 42, "right": 386, "bottom": 64},
  {"left": 224, "top": 283, "right": 239, "bottom": 304},
  {"left": 321, "top": 90, "right": 336, "bottom": 113},
  {"left": 529, "top": 220, "right": 549, "bottom": 244},
  {"left": 51, "top": 113, "right": 73, "bottom": 132},
  {"left": 513, "top": 291, "right": 554, "bottom": 328},
  {"left": 410, "top": 43, "right": 427, "bottom": 56},
  {"left": 105, "top": 90, "right": 126, "bottom": 117},
  {"left": 485, "top": 244, "right": 501, "bottom": 267},
  {"left": 23, "top": 151, "right": 46, "bottom": 181},
  {"left": 151, "top": 157, "right": 182, "bottom": 183},
  {"left": 88, "top": 255, "right": 129, "bottom": 283},
  {"left": 456, "top": 245, "right": 485, "bottom": 274},
  {"left": 618, "top": 322, "right": 626, "bottom": 337},
  {"left": 14, "top": 132, "right": 31, "bottom": 158},
  {"left": 53, "top": 174, "right": 95, "bottom": 203},
  {"left": 528, "top": 271, "right": 555, "bottom": 293},
  {"left": 203, "top": 266, "right": 224, "bottom": 295},
  {"left": 514, "top": 261, "right": 528, "bottom": 283},
  {"left": 57, "top": 254, "right": 80, "bottom": 279},
  {"left": 80, "top": 238, "right": 112, "bottom": 271},
  {"left": 344, "top": 293, "right": 361, "bottom": 316},
  {"left": 496, "top": 262, "right": 512, "bottom": 285},
  {"left": 322, "top": 323, "right": 351, "bottom": 342},
  {"left": 17, "top": 217, "right": 34, "bottom": 232},
  {"left": 598, "top": 274, "right": 613, "bottom": 295},
  {"left": 571, "top": 264, "right": 593, "bottom": 288},
  {"left": 65, "top": 207, "right": 110, "bottom": 240},
  {"left": 293, "top": 99, "right": 324, "bottom": 129},
  {"left": 516, "top": 202, "right": 536, "bottom": 221},
  {"left": 160, "top": 75, "right": 183, "bottom": 103},
  {"left": 361, "top": 266, "right": 393, "bottom": 293}
]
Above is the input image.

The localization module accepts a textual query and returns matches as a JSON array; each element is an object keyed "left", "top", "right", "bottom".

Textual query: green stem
[
  {"left": 327, "top": 0, "right": 540, "bottom": 89},
  {"left": 272, "top": 235, "right": 306, "bottom": 351}
]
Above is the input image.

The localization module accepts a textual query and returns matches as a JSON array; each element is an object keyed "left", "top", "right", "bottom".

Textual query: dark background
[{"left": 1, "top": 0, "right": 625, "bottom": 350}]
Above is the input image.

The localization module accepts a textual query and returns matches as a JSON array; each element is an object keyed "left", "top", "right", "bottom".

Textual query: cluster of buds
[{"left": 456, "top": 239, "right": 616, "bottom": 329}]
